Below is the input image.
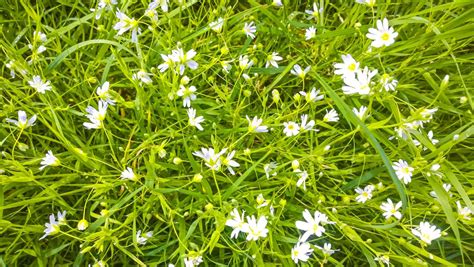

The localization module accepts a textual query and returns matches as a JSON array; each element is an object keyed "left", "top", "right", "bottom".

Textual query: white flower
[
  {"left": 29, "top": 75, "right": 52, "bottom": 94},
  {"left": 256, "top": 193, "right": 269, "bottom": 208},
  {"left": 187, "top": 108, "right": 204, "bottom": 131},
  {"left": 352, "top": 106, "right": 368, "bottom": 120},
  {"left": 39, "top": 151, "right": 60, "bottom": 170},
  {"left": 411, "top": 222, "right": 442, "bottom": 244},
  {"left": 156, "top": 0, "right": 169, "bottom": 12},
  {"left": 305, "top": 2, "right": 323, "bottom": 20},
  {"left": 272, "top": 0, "right": 283, "bottom": 7},
  {"left": 39, "top": 213, "right": 61, "bottom": 240},
  {"left": 356, "top": 0, "right": 376, "bottom": 6},
  {"left": 91, "top": 0, "right": 117, "bottom": 19},
  {"left": 221, "top": 60, "right": 232, "bottom": 73},
  {"left": 132, "top": 69, "right": 153, "bottom": 84},
  {"left": 323, "top": 109, "right": 339, "bottom": 122},
  {"left": 429, "top": 183, "right": 452, "bottom": 198},
  {"left": 299, "top": 88, "right": 324, "bottom": 103},
  {"left": 209, "top": 17, "right": 224, "bottom": 32},
  {"left": 380, "top": 198, "right": 402, "bottom": 220},
  {"left": 242, "top": 215, "right": 268, "bottom": 241},
  {"left": 184, "top": 255, "right": 203, "bottom": 267},
  {"left": 291, "top": 242, "right": 313, "bottom": 264},
  {"left": 56, "top": 210, "right": 67, "bottom": 225},
  {"left": 113, "top": 11, "right": 141, "bottom": 43},
  {"left": 420, "top": 107, "right": 438, "bottom": 122},
  {"left": 221, "top": 150, "right": 240, "bottom": 175},
  {"left": 456, "top": 201, "right": 472, "bottom": 220},
  {"left": 300, "top": 114, "right": 315, "bottom": 132},
  {"left": 121, "top": 167, "right": 137, "bottom": 180},
  {"left": 427, "top": 130, "right": 439, "bottom": 145},
  {"left": 83, "top": 100, "right": 108, "bottom": 129},
  {"left": 77, "top": 219, "right": 88, "bottom": 231},
  {"left": 225, "top": 208, "right": 246, "bottom": 238},
  {"left": 374, "top": 255, "right": 390, "bottom": 266},
  {"left": 96, "top": 81, "right": 115, "bottom": 105},
  {"left": 246, "top": 115, "right": 268, "bottom": 133},
  {"left": 305, "top": 26, "right": 317, "bottom": 40},
  {"left": 33, "top": 31, "right": 47, "bottom": 43},
  {"left": 170, "top": 48, "right": 198, "bottom": 75},
  {"left": 296, "top": 209, "right": 332, "bottom": 242},
  {"left": 243, "top": 21, "right": 256, "bottom": 39},
  {"left": 238, "top": 55, "right": 254, "bottom": 70},
  {"left": 355, "top": 185, "right": 374, "bottom": 203},
  {"left": 334, "top": 54, "right": 359, "bottom": 78},
  {"left": 144, "top": 1, "right": 159, "bottom": 22},
  {"left": 315, "top": 242, "right": 337, "bottom": 256},
  {"left": 158, "top": 54, "right": 174, "bottom": 72},
  {"left": 380, "top": 73, "right": 398, "bottom": 91},
  {"left": 6, "top": 110, "right": 37, "bottom": 129},
  {"left": 136, "top": 230, "right": 153, "bottom": 245},
  {"left": 264, "top": 162, "right": 277, "bottom": 178},
  {"left": 392, "top": 159, "right": 414, "bottom": 184},
  {"left": 265, "top": 52, "right": 283, "bottom": 68},
  {"left": 366, "top": 18, "right": 398, "bottom": 48},
  {"left": 283, "top": 121, "right": 300, "bottom": 136},
  {"left": 295, "top": 169, "right": 308, "bottom": 190},
  {"left": 193, "top": 147, "right": 227, "bottom": 171},
  {"left": 291, "top": 64, "right": 310, "bottom": 79},
  {"left": 342, "top": 67, "right": 378, "bottom": 95},
  {"left": 177, "top": 85, "right": 197, "bottom": 107}
]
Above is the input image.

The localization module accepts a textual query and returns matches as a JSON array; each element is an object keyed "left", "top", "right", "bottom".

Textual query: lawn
[{"left": 0, "top": 0, "right": 473, "bottom": 266}]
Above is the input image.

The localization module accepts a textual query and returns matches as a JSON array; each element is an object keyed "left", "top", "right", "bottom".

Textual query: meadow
[{"left": 0, "top": 0, "right": 473, "bottom": 266}]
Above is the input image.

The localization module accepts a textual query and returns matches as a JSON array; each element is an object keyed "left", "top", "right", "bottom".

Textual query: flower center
[
  {"left": 381, "top": 33, "right": 390, "bottom": 41},
  {"left": 348, "top": 63, "right": 356, "bottom": 71}
]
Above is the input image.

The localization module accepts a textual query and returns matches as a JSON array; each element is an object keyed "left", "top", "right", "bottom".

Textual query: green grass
[{"left": 1, "top": 0, "right": 473, "bottom": 266}]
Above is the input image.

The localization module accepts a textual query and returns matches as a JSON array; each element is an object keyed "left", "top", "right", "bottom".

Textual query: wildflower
[
  {"left": 352, "top": 106, "right": 368, "bottom": 120},
  {"left": 91, "top": 0, "right": 117, "bottom": 19},
  {"left": 242, "top": 215, "right": 268, "bottom": 241},
  {"left": 209, "top": 17, "right": 224, "bottom": 32},
  {"left": 355, "top": 185, "right": 375, "bottom": 203},
  {"left": 292, "top": 160, "right": 300, "bottom": 170},
  {"left": 305, "top": 2, "right": 323, "bottom": 20},
  {"left": 6, "top": 110, "right": 37, "bottom": 129},
  {"left": 272, "top": 0, "right": 283, "bottom": 7},
  {"left": 187, "top": 108, "right": 204, "bottom": 131},
  {"left": 225, "top": 208, "right": 246, "bottom": 238},
  {"left": 132, "top": 69, "right": 153, "bottom": 84},
  {"left": 291, "top": 242, "right": 313, "bottom": 264},
  {"left": 296, "top": 209, "right": 332, "bottom": 242},
  {"left": 246, "top": 115, "right": 268, "bottom": 133},
  {"left": 315, "top": 243, "right": 337, "bottom": 256},
  {"left": 456, "top": 201, "right": 472, "bottom": 220},
  {"left": 77, "top": 219, "right": 89, "bottom": 231},
  {"left": 264, "top": 162, "right": 277, "bottom": 178},
  {"left": 429, "top": 183, "right": 452, "bottom": 198},
  {"left": 113, "top": 11, "right": 141, "bottom": 43},
  {"left": 380, "top": 73, "right": 398, "bottom": 91},
  {"left": 356, "top": 0, "right": 376, "bottom": 6},
  {"left": 184, "top": 254, "right": 203, "bottom": 267},
  {"left": 291, "top": 64, "right": 310, "bottom": 79},
  {"left": 120, "top": 167, "right": 137, "bottom": 180},
  {"left": 221, "top": 150, "right": 240, "bottom": 175},
  {"left": 265, "top": 52, "right": 283, "bottom": 68},
  {"left": 32, "top": 31, "right": 47, "bottom": 44},
  {"left": 380, "top": 198, "right": 402, "bottom": 220},
  {"left": 221, "top": 60, "right": 232, "bottom": 73},
  {"left": 342, "top": 67, "right": 378, "bottom": 95},
  {"left": 283, "top": 121, "right": 300, "bottom": 137},
  {"left": 155, "top": 0, "right": 169, "bottom": 12},
  {"left": 57, "top": 211, "right": 67, "bottom": 225},
  {"left": 158, "top": 53, "right": 174, "bottom": 72},
  {"left": 392, "top": 159, "right": 414, "bottom": 184},
  {"left": 334, "top": 54, "right": 359, "bottom": 78},
  {"left": 374, "top": 255, "right": 390, "bottom": 266},
  {"left": 39, "top": 213, "right": 61, "bottom": 240},
  {"left": 176, "top": 85, "right": 197, "bottom": 107},
  {"left": 243, "top": 21, "right": 256, "bottom": 39},
  {"left": 83, "top": 100, "right": 108, "bottom": 129},
  {"left": 29, "top": 75, "right": 52, "bottom": 94},
  {"left": 300, "top": 114, "right": 316, "bottom": 132},
  {"left": 256, "top": 193, "right": 269, "bottom": 208},
  {"left": 427, "top": 130, "right": 439, "bottom": 145},
  {"left": 39, "top": 151, "right": 60, "bottom": 170},
  {"left": 411, "top": 222, "right": 442, "bottom": 244},
  {"left": 295, "top": 169, "right": 308, "bottom": 190},
  {"left": 238, "top": 55, "right": 254, "bottom": 70},
  {"left": 367, "top": 18, "right": 398, "bottom": 48},
  {"left": 419, "top": 107, "right": 438, "bottom": 122},
  {"left": 299, "top": 88, "right": 324, "bottom": 103},
  {"left": 144, "top": 1, "right": 159, "bottom": 22},
  {"left": 136, "top": 230, "right": 153, "bottom": 245},
  {"left": 305, "top": 26, "right": 317, "bottom": 40},
  {"left": 96, "top": 81, "right": 115, "bottom": 105},
  {"left": 323, "top": 109, "right": 339, "bottom": 122},
  {"left": 170, "top": 48, "right": 198, "bottom": 75},
  {"left": 193, "top": 147, "right": 227, "bottom": 171}
]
